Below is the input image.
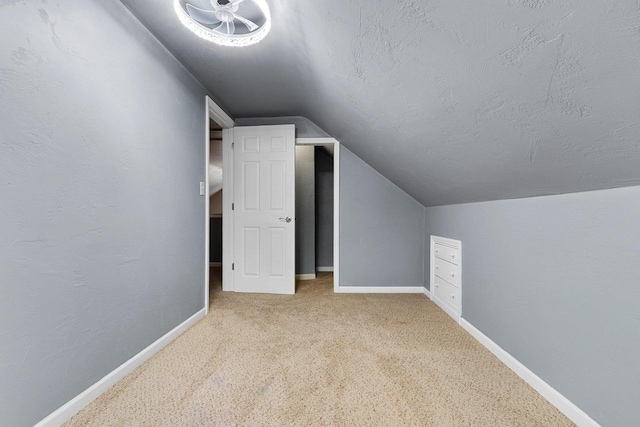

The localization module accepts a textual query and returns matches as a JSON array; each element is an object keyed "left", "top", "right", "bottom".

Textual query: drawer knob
[
  {"left": 451, "top": 254, "right": 455, "bottom": 258},
  {"left": 435, "top": 249, "right": 439, "bottom": 253},
  {"left": 435, "top": 284, "right": 439, "bottom": 288},
  {"left": 451, "top": 272, "right": 455, "bottom": 277},
  {"left": 436, "top": 265, "right": 439, "bottom": 269},
  {"left": 451, "top": 294, "right": 455, "bottom": 299}
]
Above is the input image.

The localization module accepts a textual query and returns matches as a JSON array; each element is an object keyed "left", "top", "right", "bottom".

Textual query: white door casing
[
  {"left": 233, "top": 125, "right": 296, "bottom": 294},
  {"left": 206, "top": 96, "right": 235, "bottom": 308}
]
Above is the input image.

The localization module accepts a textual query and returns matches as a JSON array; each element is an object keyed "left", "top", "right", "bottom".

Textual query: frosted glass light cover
[{"left": 175, "top": 0, "right": 271, "bottom": 47}]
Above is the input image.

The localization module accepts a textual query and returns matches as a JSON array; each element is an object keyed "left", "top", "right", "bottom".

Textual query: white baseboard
[
  {"left": 423, "top": 287, "right": 431, "bottom": 298},
  {"left": 336, "top": 286, "right": 425, "bottom": 294},
  {"left": 459, "top": 319, "right": 600, "bottom": 427},
  {"left": 209, "top": 262, "right": 222, "bottom": 267},
  {"left": 35, "top": 307, "right": 207, "bottom": 427},
  {"left": 316, "top": 266, "right": 334, "bottom": 272},
  {"left": 296, "top": 273, "right": 316, "bottom": 281}
]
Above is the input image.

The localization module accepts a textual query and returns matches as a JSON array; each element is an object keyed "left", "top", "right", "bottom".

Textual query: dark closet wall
[
  {"left": 315, "top": 147, "right": 334, "bottom": 268},
  {"left": 209, "top": 217, "right": 222, "bottom": 263}
]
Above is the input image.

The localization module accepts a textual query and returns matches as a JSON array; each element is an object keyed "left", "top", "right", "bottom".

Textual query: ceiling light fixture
[{"left": 174, "top": 0, "right": 271, "bottom": 47}]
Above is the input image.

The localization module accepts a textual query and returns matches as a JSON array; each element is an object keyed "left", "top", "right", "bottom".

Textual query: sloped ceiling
[{"left": 121, "top": 0, "right": 640, "bottom": 206}]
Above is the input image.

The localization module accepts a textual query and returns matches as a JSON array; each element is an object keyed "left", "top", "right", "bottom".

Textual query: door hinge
[
  {"left": 231, "top": 142, "right": 234, "bottom": 149},
  {"left": 232, "top": 203, "right": 235, "bottom": 211},
  {"left": 232, "top": 263, "right": 235, "bottom": 271}
]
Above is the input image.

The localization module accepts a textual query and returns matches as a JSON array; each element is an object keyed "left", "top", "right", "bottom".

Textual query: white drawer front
[
  {"left": 434, "top": 243, "right": 459, "bottom": 265},
  {"left": 433, "top": 275, "right": 460, "bottom": 314},
  {"left": 434, "top": 258, "right": 460, "bottom": 287}
]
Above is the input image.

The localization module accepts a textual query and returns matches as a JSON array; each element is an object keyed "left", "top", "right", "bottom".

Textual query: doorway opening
[
  {"left": 214, "top": 116, "right": 341, "bottom": 295},
  {"left": 295, "top": 140, "right": 339, "bottom": 293},
  {"left": 209, "top": 119, "right": 223, "bottom": 298},
  {"left": 205, "top": 96, "right": 234, "bottom": 311}
]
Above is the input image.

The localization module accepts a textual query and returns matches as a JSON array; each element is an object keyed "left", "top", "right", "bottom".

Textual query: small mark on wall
[
  {"left": 10, "top": 47, "right": 41, "bottom": 66},
  {"left": 502, "top": 30, "right": 547, "bottom": 66},
  {"left": 519, "top": 0, "right": 552, "bottom": 9},
  {"left": 0, "top": 0, "right": 26, "bottom": 7}
]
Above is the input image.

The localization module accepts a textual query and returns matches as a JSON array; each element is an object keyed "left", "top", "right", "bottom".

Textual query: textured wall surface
[
  {"left": 424, "top": 185, "right": 640, "bottom": 427},
  {"left": 315, "top": 147, "right": 334, "bottom": 268},
  {"left": 121, "top": 0, "right": 640, "bottom": 206},
  {"left": 0, "top": 1, "right": 207, "bottom": 425},
  {"left": 341, "top": 148, "right": 425, "bottom": 287},
  {"left": 295, "top": 146, "right": 315, "bottom": 275}
]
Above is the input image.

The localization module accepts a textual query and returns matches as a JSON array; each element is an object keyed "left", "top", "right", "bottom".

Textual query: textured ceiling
[{"left": 121, "top": 0, "right": 640, "bottom": 206}]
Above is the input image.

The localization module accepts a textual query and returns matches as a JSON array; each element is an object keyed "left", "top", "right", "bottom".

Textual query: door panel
[
  {"left": 269, "top": 161, "right": 286, "bottom": 210},
  {"left": 268, "top": 227, "right": 286, "bottom": 277},
  {"left": 243, "top": 162, "right": 260, "bottom": 211},
  {"left": 243, "top": 136, "right": 260, "bottom": 152},
  {"left": 242, "top": 227, "right": 260, "bottom": 277},
  {"left": 233, "top": 125, "right": 295, "bottom": 294}
]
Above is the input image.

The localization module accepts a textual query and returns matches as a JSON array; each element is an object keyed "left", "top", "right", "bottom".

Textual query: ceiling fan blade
[
  {"left": 230, "top": 0, "right": 246, "bottom": 5},
  {"left": 226, "top": 20, "right": 236, "bottom": 35},
  {"left": 186, "top": 4, "right": 221, "bottom": 25},
  {"left": 234, "top": 14, "right": 258, "bottom": 32},
  {"left": 212, "top": 21, "right": 233, "bottom": 35}
]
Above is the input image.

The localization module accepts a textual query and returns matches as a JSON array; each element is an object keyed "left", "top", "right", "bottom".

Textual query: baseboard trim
[
  {"left": 459, "top": 318, "right": 600, "bottom": 427},
  {"left": 336, "top": 286, "right": 425, "bottom": 294},
  {"left": 35, "top": 307, "right": 207, "bottom": 427},
  {"left": 423, "top": 287, "right": 431, "bottom": 298},
  {"left": 209, "top": 262, "right": 221, "bottom": 267},
  {"left": 296, "top": 273, "right": 316, "bottom": 281},
  {"left": 316, "top": 266, "right": 334, "bottom": 272}
]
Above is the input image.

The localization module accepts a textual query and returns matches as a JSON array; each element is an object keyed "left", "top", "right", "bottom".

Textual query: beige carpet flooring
[{"left": 65, "top": 270, "right": 572, "bottom": 426}]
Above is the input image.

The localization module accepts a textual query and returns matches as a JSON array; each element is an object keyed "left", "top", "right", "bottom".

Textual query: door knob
[{"left": 279, "top": 217, "right": 292, "bottom": 223}]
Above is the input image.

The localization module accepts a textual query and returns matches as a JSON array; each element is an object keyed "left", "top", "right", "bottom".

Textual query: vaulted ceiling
[{"left": 121, "top": 0, "right": 640, "bottom": 206}]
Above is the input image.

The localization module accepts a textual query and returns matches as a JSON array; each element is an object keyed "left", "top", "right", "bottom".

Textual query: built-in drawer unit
[
  {"left": 430, "top": 236, "right": 462, "bottom": 321},
  {"left": 433, "top": 275, "right": 459, "bottom": 315},
  {"left": 434, "top": 243, "right": 459, "bottom": 265},
  {"left": 433, "top": 257, "right": 460, "bottom": 287}
]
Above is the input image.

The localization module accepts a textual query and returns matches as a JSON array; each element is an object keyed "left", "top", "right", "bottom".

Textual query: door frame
[
  {"left": 205, "top": 96, "right": 234, "bottom": 310},
  {"left": 295, "top": 138, "right": 340, "bottom": 292}
]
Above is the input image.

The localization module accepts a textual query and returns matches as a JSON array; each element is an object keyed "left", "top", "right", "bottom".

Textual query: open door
[{"left": 233, "top": 125, "right": 296, "bottom": 294}]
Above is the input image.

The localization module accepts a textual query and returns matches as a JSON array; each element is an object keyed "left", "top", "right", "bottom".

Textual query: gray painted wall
[
  {"left": 315, "top": 147, "right": 334, "bottom": 268},
  {"left": 424, "top": 185, "right": 640, "bottom": 427},
  {"left": 295, "top": 146, "right": 315, "bottom": 275},
  {"left": 0, "top": 1, "right": 207, "bottom": 426},
  {"left": 340, "top": 147, "right": 425, "bottom": 287},
  {"left": 235, "top": 116, "right": 331, "bottom": 138}
]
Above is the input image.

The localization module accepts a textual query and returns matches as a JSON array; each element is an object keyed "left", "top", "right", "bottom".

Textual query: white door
[{"left": 233, "top": 125, "right": 296, "bottom": 294}]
